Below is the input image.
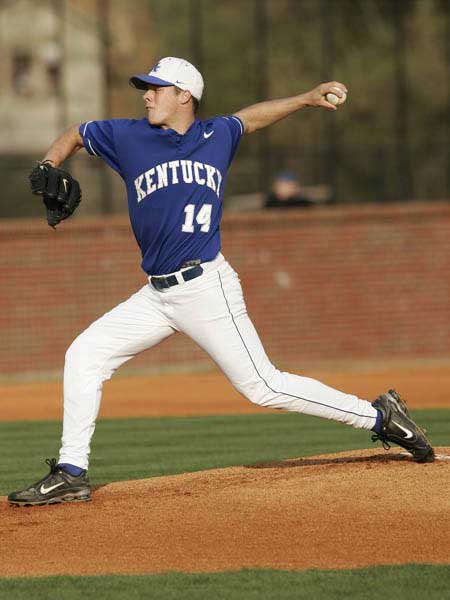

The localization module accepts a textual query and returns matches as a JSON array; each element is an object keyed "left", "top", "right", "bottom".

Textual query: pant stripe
[{"left": 217, "top": 271, "right": 376, "bottom": 421}]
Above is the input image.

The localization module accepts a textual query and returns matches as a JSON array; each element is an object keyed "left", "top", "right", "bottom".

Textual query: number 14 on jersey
[{"left": 182, "top": 203, "right": 212, "bottom": 233}]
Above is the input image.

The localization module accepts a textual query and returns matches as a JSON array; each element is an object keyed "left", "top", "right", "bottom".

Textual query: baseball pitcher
[{"left": 8, "top": 57, "right": 434, "bottom": 506}]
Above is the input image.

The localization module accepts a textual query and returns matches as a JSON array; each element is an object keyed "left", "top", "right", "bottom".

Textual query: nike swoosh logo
[
  {"left": 203, "top": 130, "right": 214, "bottom": 139},
  {"left": 176, "top": 80, "right": 185, "bottom": 84},
  {"left": 392, "top": 420, "right": 414, "bottom": 439},
  {"left": 62, "top": 178, "right": 68, "bottom": 193},
  {"left": 40, "top": 481, "right": 65, "bottom": 495}
]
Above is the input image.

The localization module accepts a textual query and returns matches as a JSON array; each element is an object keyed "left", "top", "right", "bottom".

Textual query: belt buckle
[
  {"left": 151, "top": 265, "right": 202, "bottom": 291},
  {"left": 151, "top": 276, "right": 169, "bottom": 290}
]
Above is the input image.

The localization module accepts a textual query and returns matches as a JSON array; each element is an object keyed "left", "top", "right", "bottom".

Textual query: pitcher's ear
[{"left": 180, "top": 89, "right": 192, "bottom": 106}]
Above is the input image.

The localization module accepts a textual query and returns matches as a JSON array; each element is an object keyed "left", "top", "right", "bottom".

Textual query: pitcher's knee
[
  {"left": 234, "top": 378, "right": 278, "bottom": 408},
  {"left": 64, "top": 331, "right": 99, "bottom": 375}
]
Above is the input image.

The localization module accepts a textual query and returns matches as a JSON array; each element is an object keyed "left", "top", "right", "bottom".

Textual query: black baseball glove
[{"left": 29, "top": 161, "right": 81, "bottom": 228}]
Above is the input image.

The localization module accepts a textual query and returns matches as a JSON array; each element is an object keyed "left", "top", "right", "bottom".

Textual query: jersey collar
[{"left": 148, "top": 118, "right": 200, "bottom": 140}]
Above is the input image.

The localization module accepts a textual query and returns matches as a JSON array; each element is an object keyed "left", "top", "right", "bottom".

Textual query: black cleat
[
  {"left": 8, "top": 458, "right": 91, "bottom": 506},
  {"left": 372, "top": 389, "right": 435, "bottom": 463}
]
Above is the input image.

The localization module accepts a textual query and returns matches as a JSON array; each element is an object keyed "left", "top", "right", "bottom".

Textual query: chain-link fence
[{"left": 1, "top": 0, "right": 449, "bottom": 217}]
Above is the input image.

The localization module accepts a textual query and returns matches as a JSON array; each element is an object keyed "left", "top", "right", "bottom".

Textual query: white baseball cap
[{"left": 129, "top": 57, "right": 204, "bottom": 101}]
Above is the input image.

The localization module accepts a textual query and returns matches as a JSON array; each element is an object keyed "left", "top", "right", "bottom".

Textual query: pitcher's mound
[{"left": 2, "top": 447, "right": 450, "bottom": 577}]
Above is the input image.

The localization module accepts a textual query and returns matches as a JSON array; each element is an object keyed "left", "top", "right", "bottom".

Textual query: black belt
[{"left": 150, "top": 265, "right": 204, "bottom": 291}]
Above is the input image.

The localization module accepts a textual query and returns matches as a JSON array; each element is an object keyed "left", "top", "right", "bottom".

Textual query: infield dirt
[
  {"left": 1, "top": 448, "right": 449, "bottom": 577},
  {"left": 1, "top": 364, "right": 449, "bottom": 576},
  {"left": 1, "top": 362, "right": 450, "bottom": 421}
]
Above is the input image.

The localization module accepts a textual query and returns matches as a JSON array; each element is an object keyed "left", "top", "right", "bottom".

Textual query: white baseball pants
[{"left": 59, "top": 254, "right": 378, "bottom": 469}]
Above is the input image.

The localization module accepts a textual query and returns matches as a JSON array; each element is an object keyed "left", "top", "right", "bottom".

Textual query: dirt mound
[{"left": 1, "top": 448, "right": 449, "bottom": 577}]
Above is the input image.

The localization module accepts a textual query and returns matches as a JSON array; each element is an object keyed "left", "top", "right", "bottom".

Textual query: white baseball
[{"left": 326, "top": 89, "right": 347, "bottom": 106}]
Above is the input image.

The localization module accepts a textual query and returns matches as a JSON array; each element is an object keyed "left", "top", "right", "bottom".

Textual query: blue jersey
[{"left": 79, "top": 115, "right": 244, "bottom": 275}]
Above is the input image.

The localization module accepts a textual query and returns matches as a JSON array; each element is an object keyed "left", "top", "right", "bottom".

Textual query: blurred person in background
[
  {"left": 265, "top": 170, "right": 333, "bottom": 209},
  {"left": 265, "top": 170, "right": 313, "bottom": 208}
]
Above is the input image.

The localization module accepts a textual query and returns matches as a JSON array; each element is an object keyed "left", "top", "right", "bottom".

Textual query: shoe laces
[
  {"left": 371, "top": 432, "right": 391, "bottom": 451},
  {"left": 45, "top": 458, "right": 59, "bottom": 473}
]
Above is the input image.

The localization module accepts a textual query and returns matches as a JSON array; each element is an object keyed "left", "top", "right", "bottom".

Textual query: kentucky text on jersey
[
  {"left": 134, "top": 160, "right": 223, "bottom": 203},
  {"left": 78, "top": 115, "right": 243, "bottom": 275}
]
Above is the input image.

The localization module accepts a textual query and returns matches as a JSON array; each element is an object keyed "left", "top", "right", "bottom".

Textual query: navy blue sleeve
[
  {"left": 79, "top": 120, "right": 124, "bottom": 174},
  {"left": 216, "top": 115, "right": 244, "bottom": 163}
]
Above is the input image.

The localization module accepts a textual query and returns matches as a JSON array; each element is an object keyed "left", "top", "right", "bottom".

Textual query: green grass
[
  {"left": 0, "top": 566, "right": 450, "bottom": 600},
  {"left": 1, "top": 409, "right": 447, "bottom": 496},
  {"left": 1, "top": 412, "right": 449, "bottom": 598}
]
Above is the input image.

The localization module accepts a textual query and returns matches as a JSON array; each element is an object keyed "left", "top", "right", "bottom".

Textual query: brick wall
[{"left": 1, "top": 201, "right": 450, "bottom": 378}]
